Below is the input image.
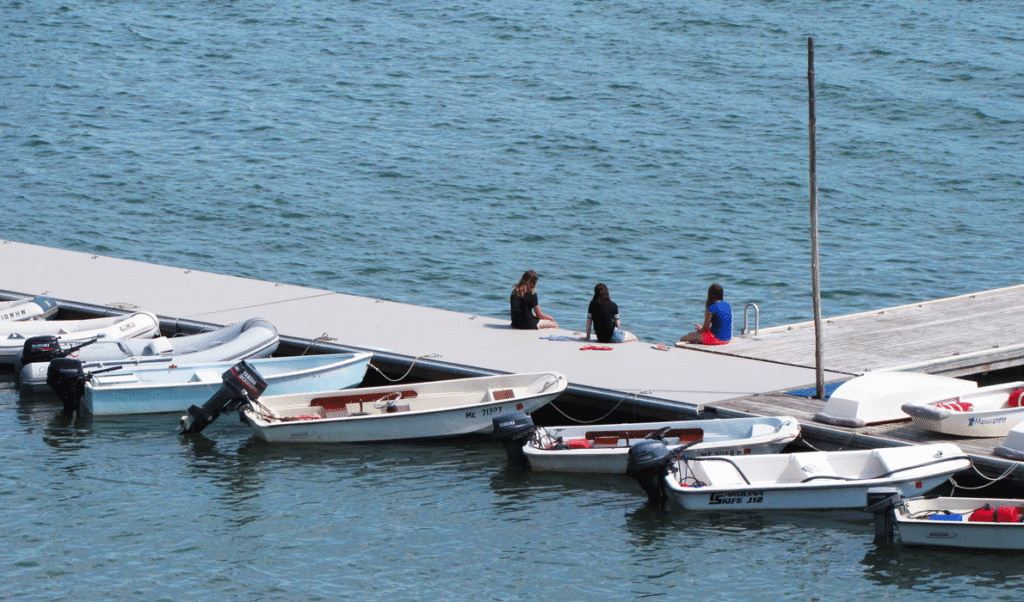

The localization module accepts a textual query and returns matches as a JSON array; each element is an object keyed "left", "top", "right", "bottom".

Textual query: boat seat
[
  {"left": 781, "top": 453, "right": 839, "bottom": 483},
  {"left": 584, "top": 428, "right": 702, "bottom": 446},
  {"left": 747, "top": 423, "right": 777, "bottom": 438},
  {"left": 142, "top": 337, "right": 173, "bottom": 356},
  {"left": 696, "top": 459, "right": 748, "bottom": 486},
  {"left": 311, "top": 390, "right": 417, "bottom": 413}
]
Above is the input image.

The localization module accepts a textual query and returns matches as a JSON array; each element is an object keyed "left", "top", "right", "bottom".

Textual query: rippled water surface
[{"left": 3, "top": 1, "right": 1024, "bottom": 599}]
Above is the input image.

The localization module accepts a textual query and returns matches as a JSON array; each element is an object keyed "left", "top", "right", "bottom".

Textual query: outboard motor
[
  {"left": 22, "top": 335, "right": 99, "bottom": 366},
  {"left": 180, "top": 361, "right": 268, "bottom": 435},
  {"left": 626, "top": 439, "right": 674, "bottom": 508},
  {"left": 491, "top": 411, "right": 536, "bottom": 470},
  {"left": 865, "top": 487, "right": 904, "bottom": 545},
  {"left": 46, "top": 358, "right": 88, "bottom": 415}
]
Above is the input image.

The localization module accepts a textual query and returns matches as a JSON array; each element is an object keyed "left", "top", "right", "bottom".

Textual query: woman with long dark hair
[
  {"left": 510, "top": 270, "right": 557, "bottom": 329},
  {"left": 679, "top": 283, "right": 732, "bottom": 345},
  {"left": 584, "top": 283, "right": 637, "bottom": 343}
]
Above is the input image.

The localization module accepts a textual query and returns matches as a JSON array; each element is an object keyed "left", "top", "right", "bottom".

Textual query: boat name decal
[
  {"left": 968, "top": 416, "right": 1007, "bottom": 426},
  {"left": 709, "top": 490, "right": 764, "bottom": 505},
  {"left": 0, "top": 309, "right": 29, "bottom": 320},
  {"left": 119, "top": 321, "right": 136, "bottom": 332}
]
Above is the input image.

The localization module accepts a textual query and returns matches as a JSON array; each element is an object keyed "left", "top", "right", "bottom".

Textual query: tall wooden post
[{"left": 808, "top": 37, "right": 825, "bottom": 399}]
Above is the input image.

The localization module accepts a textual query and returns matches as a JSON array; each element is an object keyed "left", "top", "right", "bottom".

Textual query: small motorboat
[
  {"left": 520, "top": 416, "right": 800, "bottom": 474},
  {"left": 239, "top": 372, "right": 568, "bottom": 443},
  {"left": 994, "top": 421, "right": 1024, "bottom": 461},
  {"left": 814, "top": 371, "right": 978, "bottom": 427},
  {"left": 867, "top": 488, "right": 1024, "bottom": 549},
  {"left": 657, "top": 443, "right": 969, "bottom": 510},
  {"left": 0, "top": 311, "right": 160, "bottom": 365},
  {"left": 901, "top": 382, "right": 1024, "bottom": 437},
  {"left": 18, "top": 317, "right": 281, "bottom": 392},
  {"left": 0, "top": 296, "right": 58, "bottom": 321},
  {"left": 64, "top": 352, "right": 372, "bottom": 415}
]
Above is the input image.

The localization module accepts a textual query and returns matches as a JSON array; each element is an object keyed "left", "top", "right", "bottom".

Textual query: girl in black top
[
  {"left": 584, "top": 283, "right": 637, "bottom": 343},
  {"left": 510, "top": 270, "right": 558, "bottom": 329}
]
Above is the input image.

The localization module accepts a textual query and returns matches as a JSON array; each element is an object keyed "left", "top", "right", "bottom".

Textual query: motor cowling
[
  {"left": 626, "top": 439, "right": 674, "bottom": 507},
  {"left": 865, "top": 486, "right": 904, "bottom": 545},
  {"left": 180, "top": 361, "right": 268, "bottom": 434},
  {"left": 491, "top": 411, "right": 536, "bottom": 469},
  {"left": 22, "top": 336, "right": 64, "bottom": 366},
  {"left": 47, "top": 358, "right": 87, "bottom": 415}
]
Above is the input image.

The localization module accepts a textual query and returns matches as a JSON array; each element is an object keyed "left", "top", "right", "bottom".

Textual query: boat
[
  {"left": 520, "top": 416, "right": 800, "bottom": 474},
  {"left": 900, "top": 381, "right": 1024, "bottom": 437},
  {"left": 76, "top": 352, "right": 373, "bottom": 415},
  {"left": 240, "top": 372, "right": 568, "bottom": 443},
  {"left": 0, "top": 311, "right": 160, "bottom": 365},
  {"left": 994, "top": 421, "right": 1024, "bottom": 461},
  {"left": 18, "top": 317, "right": 281, "bottom": 392},
  {"left": 867, "top": 489, "right": 1024, "bottom": 549},
  {"left": 660, "top": 443, "right": 970, "bottom": 510},
  {"left": 814, "top": 371, "right": 978, "bottom": 427},
  {"left": 0, "top": 296, "right": 58, "bottom": 321}
]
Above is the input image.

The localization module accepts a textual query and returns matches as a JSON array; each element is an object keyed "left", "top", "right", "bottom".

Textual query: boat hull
[
  {"left": 0, "top": 311, "right": 160, "bottom": 365},
  {"left": 524, "top": 416, "right": 800, "bottom": 474},
  {"left": 19, "top": 317, "right": 280, "bottom": 392},
  {"left": 901, "top": 381, "right": 1024, "bottom": 437},
  {"left": 243, "top": 372, "right": 568, "bottom": 443},
  {"left": 894, "top": 497, "right": 1024, "bottom": 549},
  {"left": 814, "top": 372, "right": 978, "bottom": 427},
  {"left": 82, "top": 353, "right": 371, "bottom": 415},
  {"left": 0, "top": 296, "right": 58, "bottom": 322},
  {"left": 666, "top": 443, "right": 970, "bottom": 511}
]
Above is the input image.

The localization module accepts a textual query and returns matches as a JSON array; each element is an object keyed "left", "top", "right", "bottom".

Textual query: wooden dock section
[{"left": 684, "top": 285, "right": 1024, "bottom": 377}]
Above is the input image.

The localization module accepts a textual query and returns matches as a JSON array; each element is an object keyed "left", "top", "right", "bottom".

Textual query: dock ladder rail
[{"left": 742, "top": 303, "right": 759, "bottom": 336}]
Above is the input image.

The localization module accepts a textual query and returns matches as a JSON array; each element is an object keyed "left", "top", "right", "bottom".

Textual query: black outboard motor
[
  {"left": 865, "top": 487, "right": 904, "bottom": 545},
  {"left": 491, "top": 411, "right": 536, "bottom": 470},
  {"left": 22, "top": 335, "right": 99, "bottom": 366},
  {"left": 47, "top": 358, "right": 88, "bottom": 415},
  {"left": 180, "top": 361, "right": 268, "bottom": 435},
  {"left": 626, "top": 439, "right": 674, "bottom": 508}
]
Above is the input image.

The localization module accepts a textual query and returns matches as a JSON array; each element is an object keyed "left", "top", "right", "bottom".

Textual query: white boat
[
  {"left": 901, "top": 382, "right": 1024, "bottom": 437},
  {"left": 0, "top": 296, "right": 58, "bottom": 321},
  {"left": 241, "top": 372, "right": 568, "bottom": 443},
  {"left": 664, "top": 443, "right": 970, "bottom": 511},
  {"left": 0, "top": 311, "right": 160, "bottom": 365},
  {"left": 18, "top": 317, "right": 281, "bottom": 392},
  {"left": 994, "top": 421, "right": 1024, "bottom": 461},
  {"left": 81, "top": 352, "right": 372, "bottom": 415},
  {"left": 522, "top": 416, "right": 800, "bottom": 474},
  {"left": 869, "top": 491, "right": 1024, "bottom": 549},
  {"left": 814, "top": 371, "right": 978, "bottom": 427}
]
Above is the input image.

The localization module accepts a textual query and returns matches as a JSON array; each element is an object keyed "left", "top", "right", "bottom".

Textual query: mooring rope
[{"left": 547, "top": 389, "right": 653, "bottom": 424}]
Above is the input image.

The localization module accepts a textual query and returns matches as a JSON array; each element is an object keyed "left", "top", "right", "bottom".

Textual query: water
[{"left": 3, "top": 0, "right": 1024, "bottom": 599}]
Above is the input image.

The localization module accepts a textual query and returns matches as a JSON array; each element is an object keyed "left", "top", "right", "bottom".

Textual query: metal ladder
[{"left": 741, "top": 303, "right": 759, "bottom": 336}]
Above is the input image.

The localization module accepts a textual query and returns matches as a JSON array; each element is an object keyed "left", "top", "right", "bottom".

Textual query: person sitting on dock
[
  {"left": 679, "top": 283, "right": 732, "bottom": 345},
  {"left": 510, "top": 270, "right": 558, "bottom": 329},
  {"left": 584, "top": 283, "right": 638, "bottom": 343}
]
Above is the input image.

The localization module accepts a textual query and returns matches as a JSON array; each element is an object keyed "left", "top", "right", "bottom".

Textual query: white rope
[
  {"left": 546, "top": 389, "right": 653, "bottom": 424},
  {"left": 367, "top": 354, "right": 441, "bottom": 383},
  {"left": 949, "top": 462, "right": 1017, "bottom": 493}
]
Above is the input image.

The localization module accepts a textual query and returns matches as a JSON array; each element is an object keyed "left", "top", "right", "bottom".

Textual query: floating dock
[{"left": 2, "top": 240, "right": 1022, "bottom": 486}]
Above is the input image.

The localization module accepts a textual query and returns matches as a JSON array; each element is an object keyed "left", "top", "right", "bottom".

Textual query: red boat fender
[
  {"left": 969, "top": 506, "right": 996, "bottom": 522},
  {"left": 1008, "top": 389, "right": 1024, "bottom": 408},
  {"left": 567, "top": 438, "right": 591, "bottom": 449},
  {"left": 997, "top": 506, "right": 1020, "bottom": 523}
]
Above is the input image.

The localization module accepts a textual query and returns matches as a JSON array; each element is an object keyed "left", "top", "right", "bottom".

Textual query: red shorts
[{"left": 701, "top": 331, "right": 730, "bottom": 345}]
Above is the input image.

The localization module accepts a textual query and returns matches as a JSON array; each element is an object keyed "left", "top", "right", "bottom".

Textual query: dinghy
[
  {"left": 18, "top": 317, "right": 280, "bottom": 392},
  {"left": 994, "top": 421, "right": 1024, "bottom": 461},
  {"left": 521, "top": 416, "right": 800, "bottom": 474},
  {"left": 0, "top": 311, "right": 160, "bottom": 365},
  {"left": 661, "top": 443, "right": 969, "bottom": 511},
  {"left": 0, "top": 296, "right": 58, "bottom": 321},
  {"left": 868, "top": 489, "right": 1024, "bottom": 549},
  {"left": 814, "top": 371, "right": 978, "bottom": 427},
  {"left": 901, "top": 382, "right": 1024, "bottom": 437},
  {"left": 240, "top": 372, "right": 568, "bottom": 443},
  {"left": 64, "top": 352, "right": 372, "bottom": 415}
]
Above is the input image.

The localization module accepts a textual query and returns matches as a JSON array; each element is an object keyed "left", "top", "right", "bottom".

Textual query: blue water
[{"left": 3, "top": 1, "right": 1024, "bottom": 600}]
